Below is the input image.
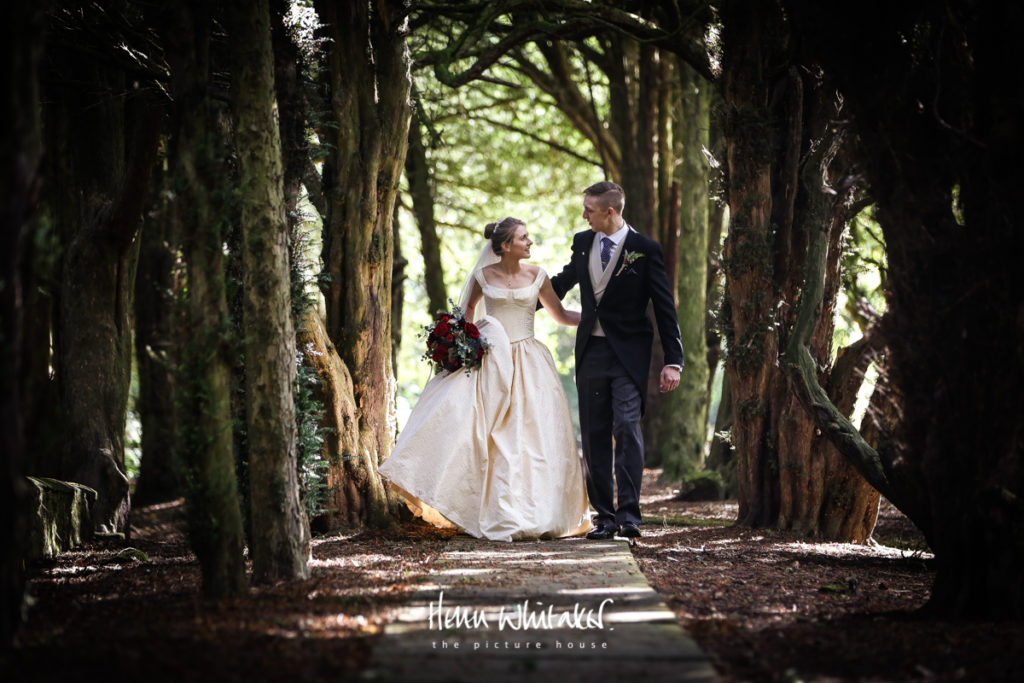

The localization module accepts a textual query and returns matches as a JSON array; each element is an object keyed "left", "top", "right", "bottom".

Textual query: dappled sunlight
[
  {"left": 435, "top": 566, "right": 499, "bottom": 577},
  {"left": 506, "top": 554, "right": 623, "bottom": 566},
  {"left": 558, "top": 585, "right": 650, "bottom": 597},
  {"left": 771, "top": 540, "right": 933, "bottom": 561},
  {"left": 660, "top": 536, "right": 761, "bottom": 554},
  {"left": 309, "top": 552, "right": 401, "bottom": 569},
  {"left": 641, "top": 488, "right": 681, "bottom": 504},
  {"left": 293, "top": 612, "right": 385, "bottom": 637},
  {"left": 602, "top": 609, "right": 676, "bottom": 624},
  {"left": 310, "top": 532, "right": 363, "bottom": 547}
]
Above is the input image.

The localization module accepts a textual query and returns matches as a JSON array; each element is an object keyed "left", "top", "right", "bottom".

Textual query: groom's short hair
[{"left": 583, "top": 181, "right": 625, "bottom": 214}]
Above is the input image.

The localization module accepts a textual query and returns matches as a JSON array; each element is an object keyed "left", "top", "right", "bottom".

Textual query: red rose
[
  {"left": 432, "top": 348, "right": 447, "bottom": 363},
  {"left": 445, "top": 334, "right": 453, "bottom": 342},
  {"left": 464, "top": 322, "right": 480, "bottom": 339},
  {"left": 476, "top": 347, "right": 485, "bottom": 360},
  {"left": 434, "top": 321, "right": 451, "bottom": 337}
]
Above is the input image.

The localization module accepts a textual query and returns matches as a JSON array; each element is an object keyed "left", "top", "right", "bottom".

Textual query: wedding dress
[{"left": 378, "top": 267, "right": 591, "bottom": 541}]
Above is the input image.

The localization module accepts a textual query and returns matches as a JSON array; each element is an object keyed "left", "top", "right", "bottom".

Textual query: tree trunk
[
  {"left": 391, "top": 202, "right": 406, "bottom": 375},
  {"left": 818, "top": 338, "right": 883, "bottom": 541},
  {"left": 270, "top": 0, "right": 308, "bottom": 225},
  {"left": 718, "top": 4, "right": 882, "bottom": 540},
  {"left": 296, "top": 309, "right": 375, "bottom": 529},
  {"left": 18, "top": 209, "right": 62, "bottom": 480},
  {"left": 405, "top": 119, "right": 447, "bottom": 317},
  {"left": 706, "top": 369, "right": 736, "bottom": 496},
  {"left": 313, "top": 0, "right": 411, "bottom": 527},
  {"left": 657, "top": 60, "right": 711, "bottom": 482},
  {"left": 43, "top": 18, "right": 162, "bottom": 533},
  {"left": 776, "top": 176, "right": 877, "bottom": 540},
  {"left": 1, "top": 0, "right": 45, "bottom": 648},
  {"left": 133, "top": 162, "right": 183, "bottom": 506},
  {"left": 161, "top": 0, "right": 248, "bottom": 598},
  {"left": 719, "top": 1, "right": 782, "bottom": 528},
  {"left": 773, "top": 71, "right": 881, "bottom": 541},
  {"left": 228, "top": 0, "right": 311, "bottom": 583}
]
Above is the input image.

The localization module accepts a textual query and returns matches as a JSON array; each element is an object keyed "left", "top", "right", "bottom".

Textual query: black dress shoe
[
  {"left": 617, "top": 523, "right": 641, "bottom": 539},
  {"left": 586, "top": 524, "right": 618, "bottom": 540}
]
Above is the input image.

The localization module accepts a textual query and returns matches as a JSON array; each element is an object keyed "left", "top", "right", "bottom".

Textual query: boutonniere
[{"left": 615, "top": 250, "right": 645, "bottom": 276}]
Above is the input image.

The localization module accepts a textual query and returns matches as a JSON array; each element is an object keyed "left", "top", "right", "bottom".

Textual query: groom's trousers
[{"left": 577, "top": 336, "right": 644, "bottom": 528}]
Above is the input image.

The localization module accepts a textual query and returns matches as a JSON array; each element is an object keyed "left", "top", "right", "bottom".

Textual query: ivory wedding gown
[{"left": 379, "top": 268, "right": 592, "bottom": 541}]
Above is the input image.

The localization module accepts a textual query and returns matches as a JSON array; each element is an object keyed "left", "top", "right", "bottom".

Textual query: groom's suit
[{"left": 550, "top": 226, "right": 683, "bottom": 529}]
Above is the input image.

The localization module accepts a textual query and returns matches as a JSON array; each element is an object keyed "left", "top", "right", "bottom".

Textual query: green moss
[
  {"left": 737, "top": 397, "right": 766, "bottom": 420},
  {"left": 658, "top": 515, "right": 733, "bottom": 528}
]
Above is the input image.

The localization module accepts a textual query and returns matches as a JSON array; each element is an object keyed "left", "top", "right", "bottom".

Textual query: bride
[{"left": 379, "top": 217, "right": 592, "bottom": 541}]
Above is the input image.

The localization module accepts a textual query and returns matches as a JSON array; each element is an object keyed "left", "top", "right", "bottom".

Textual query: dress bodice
[{"left": 476, "top": 268, "right": 545, "bottom": 343}]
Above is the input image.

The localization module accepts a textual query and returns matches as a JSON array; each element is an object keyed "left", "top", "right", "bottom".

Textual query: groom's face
[{"left": 582, "top": 195, "right": 614, "bottom": 233}]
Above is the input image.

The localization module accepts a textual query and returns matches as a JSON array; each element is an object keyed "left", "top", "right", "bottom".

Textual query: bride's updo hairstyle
[{"left": 484, "top": 217, "right": 525, "bottom": 255}]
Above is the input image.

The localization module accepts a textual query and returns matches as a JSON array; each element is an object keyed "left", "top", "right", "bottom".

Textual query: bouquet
[{"left": 421, "top": 303, "right": 491, "bottom": 375}]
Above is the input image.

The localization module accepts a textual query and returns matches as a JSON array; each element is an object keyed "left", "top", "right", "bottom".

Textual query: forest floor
[{"left": 4, "top": 470, "right": 1023, "bottom": 682}]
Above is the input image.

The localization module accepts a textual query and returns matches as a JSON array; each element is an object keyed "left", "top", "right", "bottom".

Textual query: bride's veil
[{"left": 457, "top": 241, "right": 500, "bottom": 322}]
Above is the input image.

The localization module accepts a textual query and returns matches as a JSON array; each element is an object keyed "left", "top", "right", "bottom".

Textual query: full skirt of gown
[{"left": 379, "top": 274, "right": 591, "bottom": 542}]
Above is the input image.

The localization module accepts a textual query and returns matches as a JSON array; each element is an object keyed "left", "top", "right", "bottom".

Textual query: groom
[{"left": 550, "top": 181, "right": 683, "bottom": 540}]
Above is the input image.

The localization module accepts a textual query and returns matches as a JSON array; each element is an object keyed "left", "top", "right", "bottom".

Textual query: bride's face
[{"left": 504, "top": 225, "right": 532, "bottom": 260}]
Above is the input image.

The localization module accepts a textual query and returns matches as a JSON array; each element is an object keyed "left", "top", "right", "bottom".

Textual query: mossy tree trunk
[
  {"left": 227, "top": 0, "right": 311, "bottom": 582},
  {"left": 160, "top": 0, "right": 248, "bottom": 598},
  {"left": 719, "top": 2, "right": 879, "bottom": 539},
  {"left": 296, "top": 309, "right": 367, "bottom": 529},
  {"left": 719, "top": 2, "right": 783, "bottom": 528},
  {"left": 657, "top": 59, "right": 712, "bottom": 482},
  {"left": 772, "top": 68, "right": 879, "bottom": 542},
  {"left": 391, "top": 202, "right": 407, "bottom": 375},
  {"left": 43, "top": 8, "right": 162, "bottom": 533},
  {"left": 405, "top": 118, "right": 446, "bottom": 318},
  {"left": 313, "top": 0, "right": 411, "bottom": 528}
]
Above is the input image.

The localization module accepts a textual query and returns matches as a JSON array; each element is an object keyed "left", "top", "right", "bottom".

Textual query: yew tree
[
  {"left": 40, "top": 3, "right": 163, "bottom": 534},
  {"left": 786, "top": 0, "right": 1024, "bottom": 618},
  {"left": 309, "top": 0, "right": 412, "bottom": 527},
  {"left": 160, "top": 0, "right": 248, "bottom": 597},
  {"left": 226, "top": 0, "right": 311, "bottom": 582},
  {"left": 716, "top": 1, "right": 882, "bottom": 541}
]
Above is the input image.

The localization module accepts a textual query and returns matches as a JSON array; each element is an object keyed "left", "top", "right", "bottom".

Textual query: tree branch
[
  {"left": 415, "top": 0, "right": 714, "bottom": 88},
  {"left": 465, "top": 114, "right": 602, "bottom": 166},
  {"left": 783, "top": 218, "right": 895, "bottom": 500},
  {"left": 509, "top": 44, "right": 622, "bottom": 174}
]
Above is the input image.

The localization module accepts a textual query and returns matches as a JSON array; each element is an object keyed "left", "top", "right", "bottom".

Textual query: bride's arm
[
  {"left": 463, "top": 279, "right": 483, "bottom": 320},
  {"left": 538, "top": 276, "right": 581, "bottom": 326}
]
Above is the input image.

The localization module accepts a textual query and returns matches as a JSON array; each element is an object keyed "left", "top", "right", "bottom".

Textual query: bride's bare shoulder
[{"left": 477, "top": 264, "right": 500, "bottom": 286}]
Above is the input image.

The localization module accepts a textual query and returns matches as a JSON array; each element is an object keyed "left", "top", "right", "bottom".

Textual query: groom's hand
[{"left": 659, "top": 366, "right": 681, "bottom": 393}]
